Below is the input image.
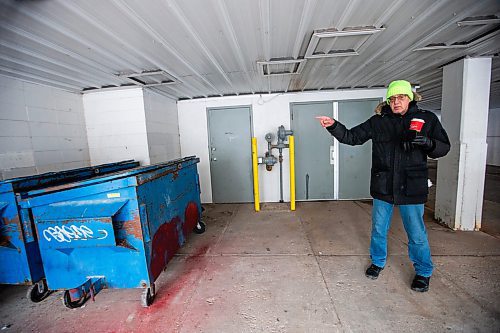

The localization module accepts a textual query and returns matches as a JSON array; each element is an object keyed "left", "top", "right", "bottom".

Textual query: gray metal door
[
  {"left": 291, "top": 102, "right": 334, "bottom": 200},
  {"left": 337, "top": 99, "right": 380, "bottom": 199},
  {"left": 207, "top": 106, "right": 253, "bottom": 203}
]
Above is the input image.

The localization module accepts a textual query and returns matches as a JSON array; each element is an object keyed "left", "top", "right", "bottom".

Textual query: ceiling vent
[
  {"left": 257, "top": 58, "right": 305, "bottom": 76},
  {"left": 304, "top": 26, "right": 385, "bottom": 59},
  {"left": 414, "top": 21, "right": 500, "bottom": 52},
  {"left": 414, "top": 42, "right": 469, "bottom": 51},
  {"left": 457, "top": 15, "right": 500, "bottom": 26},
  {"left": 118, "top": 69, "right": 178, "bottom": 86}
]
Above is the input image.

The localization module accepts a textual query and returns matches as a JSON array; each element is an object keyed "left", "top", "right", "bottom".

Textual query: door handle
[{"left": 330, "top": 146, "right": 334, "bottom": 165}]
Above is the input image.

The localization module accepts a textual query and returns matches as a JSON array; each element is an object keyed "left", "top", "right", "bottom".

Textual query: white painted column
[{"left": 435, "top": 57, "right": 492, "bottom": 230}]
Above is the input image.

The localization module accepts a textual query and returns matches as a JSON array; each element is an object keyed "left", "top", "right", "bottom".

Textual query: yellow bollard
[
  {"left": 251, "top": 137, "right": 260, "bottom": 212},
  {"left": 289, "top": 136, "right": 296, "bottom": 211}
]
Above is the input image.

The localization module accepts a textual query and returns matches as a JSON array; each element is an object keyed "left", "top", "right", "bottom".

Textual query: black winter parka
[{"left": 326, "top": 101, "right": 450, "bottom": 205}]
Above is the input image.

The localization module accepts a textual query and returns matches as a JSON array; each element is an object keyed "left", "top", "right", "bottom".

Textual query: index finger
[{"left": 315, "top": 116, "right": 330, "bottom": 120}]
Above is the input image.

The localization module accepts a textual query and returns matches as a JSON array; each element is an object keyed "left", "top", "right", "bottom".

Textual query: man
[{"left": 317, "top": 80, "right": 450, "bottom": 292}]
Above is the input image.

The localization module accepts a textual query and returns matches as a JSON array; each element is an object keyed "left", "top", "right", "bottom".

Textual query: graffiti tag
[{"left": 42, "top": 225, "right": 108, "bottom": 243}]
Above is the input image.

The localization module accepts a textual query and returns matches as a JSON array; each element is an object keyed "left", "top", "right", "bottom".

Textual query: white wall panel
[
  {"left": 0, "top": 137, "right": 32, "bottom": 151},
  {"left": 83, "top": 88, "right": 150, "bottom": 166},
  {"left": 1, "top": 167, "right": 38, "bottom": 179},
  {"left": 31, "top": 136, "right": 60, "bottom": 151},
  {"left": 33, "top": 150, "right": 62, "bottom": 166},
  {"left": 143, "top": 89, "right": 180, "bottom": 164},
  {"left": 56, "top": 124, "right": 87, "bottom": 138},
  {"left": 1, "top": 120, "right": 30, "bottom": 137},
  {"left": 0, "top": 80, "right": 24, "bottom": 101},
  {"left": 0, "top": 102, "right": 28, "bottom": 121},
  {"left": 0, "top": 75, "right": 89, "bottom": 179},
  {"left": 88, "top": 145, "right": 149, "bottom": 165},
  {"left": 0, "top": 151, "right": 35, "bottom": 170},
  {"left": 85, "top": 133, "right": 145, "bottom": 149},
  {"left": 27, "top": 107, "right": 58, "bottom": 123},
  {"left": 24, "top": 82, "right": 57, "bottom": 109},
  {"left": 57, "top": 110, "right": 80, "bottom": 124},
  {"left": 178, "top": 100, "right": 211, "bottom": 203},
  {"left": 58, "top": 136, "right": 88, "bottom": 150},
  {"left": 28, "top": 121, "right": 59, "bottom": 137},
  {"left": 61, "top": 148, "right": 90, "bottom": 163}
]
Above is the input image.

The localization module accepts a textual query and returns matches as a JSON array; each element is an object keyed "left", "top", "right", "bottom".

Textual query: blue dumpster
[
  {"left": 0, "top": 160, "right": 139, "bottom": 302},
  {"left": 19, "top": 156, "right": 204, "bottom": 307}
]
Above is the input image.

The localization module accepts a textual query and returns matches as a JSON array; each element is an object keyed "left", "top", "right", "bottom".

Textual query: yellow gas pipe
[
  {"left": 289, "top": 135, "right": 296, "bottom": 211},
  {"left": 251, "top": 137, "right": 260, "bottom": 211}
]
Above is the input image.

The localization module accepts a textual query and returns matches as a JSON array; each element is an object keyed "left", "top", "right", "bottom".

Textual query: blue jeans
[{"left": 370, "top": 199, "right": 433, "bottom": 277}]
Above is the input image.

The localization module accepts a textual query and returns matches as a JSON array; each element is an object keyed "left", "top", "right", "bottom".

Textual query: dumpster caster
[
  {"left": 194, "top": 221, "right": 206, "bottom": 234},
  {"left": 141, "top": 284, "right": 155, "bottom": 307},
  {"left": 27, "top": 279, "right": 51, "bottom": 302},
  {"left": 63, "top": 290, "right": 88, "bottom": 309}
]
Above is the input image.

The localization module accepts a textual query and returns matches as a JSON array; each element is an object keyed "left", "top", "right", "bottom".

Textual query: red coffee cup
[{"left": 410, "top": 118, "right": 425, "bottom": 132}]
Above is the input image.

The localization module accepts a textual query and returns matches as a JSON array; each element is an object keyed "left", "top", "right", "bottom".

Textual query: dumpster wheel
[
  {"left": 27, "top": 279, "right": 51, "bottom": 303},
  {"left": 193, "top": 221, "right": 206, "bottom": 234},
  {"left": 141, "top": 284, "right": 155, "bottom": 307},
  {"left": 63, "top": 290, "right": 89, "bottom": 309}
]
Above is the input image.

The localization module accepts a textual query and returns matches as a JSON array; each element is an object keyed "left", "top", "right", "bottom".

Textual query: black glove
[{"left": 412, "top": 135, "right": 434, "bottom": 151}]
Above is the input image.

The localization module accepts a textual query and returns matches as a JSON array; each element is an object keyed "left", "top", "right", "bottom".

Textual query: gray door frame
[
  {"left": 206, "top": 105, "right": 254, "bottom": 203},
  {"left": 290, "top": 99, "right": 380, "bottom": 201},
  {"left": 336, "top": 98, "right": 381, "bottom": 200},
  {"left": 290, "top": 100, "right": 336, "bottom": 201}
]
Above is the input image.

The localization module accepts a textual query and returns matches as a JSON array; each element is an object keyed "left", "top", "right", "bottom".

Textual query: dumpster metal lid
[
  {"left": 22, "top": 156, "right": 199, "bottom": 198},
  {"left": 0, "top": 160, "right": 136, "bottom": 186},
  {"left": 2, "top": 160, "right": 139, "bottom": 194},
  {"left": 135, "top": 157, "right": 200, "bottom": 185},
  {"left": 35, "top": 199, "right": 129, "bottom": 220}
]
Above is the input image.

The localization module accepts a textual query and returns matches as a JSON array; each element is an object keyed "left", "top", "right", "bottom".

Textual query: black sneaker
[
  {"left": 365, "top": 264, "right": 383, "bottom": 280},
  {"left": 411, "top": 275, "right": 430, "bottom": 292}
]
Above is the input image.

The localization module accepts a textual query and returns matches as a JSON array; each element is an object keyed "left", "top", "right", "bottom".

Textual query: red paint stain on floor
[
  {"left": 134, "top": 245, "right": 210, "bottom": 331},
  {"left": 148, "top": 245, "right": 209, "bottom": 309}
]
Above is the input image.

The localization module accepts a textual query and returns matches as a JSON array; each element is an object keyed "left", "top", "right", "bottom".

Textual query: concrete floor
[{"left": 1, "top": 200, "right": 499, "bottom": 332}]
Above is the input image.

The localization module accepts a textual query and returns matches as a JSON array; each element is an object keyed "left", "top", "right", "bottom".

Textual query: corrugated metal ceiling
[{"left": 0, "top": 0, "right": 499, "bottom": 110}]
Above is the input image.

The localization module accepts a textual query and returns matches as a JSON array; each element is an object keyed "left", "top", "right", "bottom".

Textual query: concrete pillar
[{"left": 435, "top": 57, "right": 492, "bottom": 230}]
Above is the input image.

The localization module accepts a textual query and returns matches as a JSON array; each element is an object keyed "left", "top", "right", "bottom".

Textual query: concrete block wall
[
  {"left": 0, "top": 76, "right": 89, "bottom": 180},
  {"left": 83, "top": 88, "right": 150, "bottom": 166},
  {"left": 143, "top": 89, "right": 181, "bottom": 164}
]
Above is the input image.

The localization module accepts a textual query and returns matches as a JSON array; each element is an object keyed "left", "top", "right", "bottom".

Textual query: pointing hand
[{"left": 315, "top": 116, "right": 335, "bottom": 128}]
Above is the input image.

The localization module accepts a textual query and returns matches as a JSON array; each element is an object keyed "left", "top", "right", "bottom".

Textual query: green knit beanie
[{"left": 386, "top": 80, "right": 414, "bottom": 102}]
